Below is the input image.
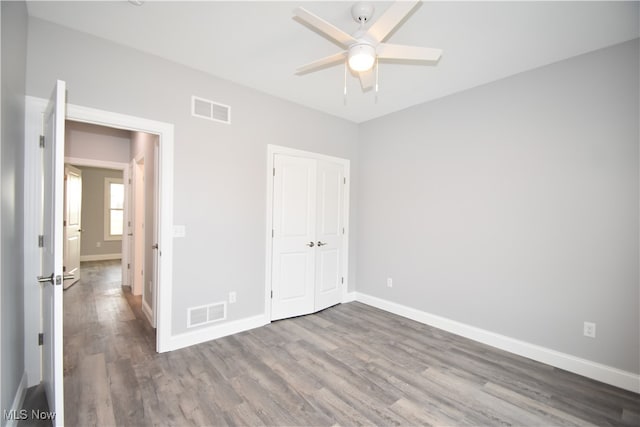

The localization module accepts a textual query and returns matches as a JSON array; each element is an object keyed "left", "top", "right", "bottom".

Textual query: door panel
[
  {"left": 271, "top": 154, "right": 316, "bottom": 320},
  {"left": 63, "top": 164, "right": 82, "bottom": 289},
  {"left": 42, "top": 79, "right": 66, "bottom": 427},
  {"left": 279, "top": 252, "right": 313, "bottom": 300},
  {"left": 317, "top": 249, "right": 340, "bottom": 293},
  {"left": 317, "top": 166, "right": 342, "bottom": 236},
  {"left": 281, "top": 164, "right": 315, "bottom": 237},
  {"left": 314, "top": 160, "right": 344, "bottom": 311}
]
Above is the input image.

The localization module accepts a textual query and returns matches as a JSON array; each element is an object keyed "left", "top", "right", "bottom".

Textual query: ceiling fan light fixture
[{"left": 348, "top": 44, "right": 376, "bottom": 72}]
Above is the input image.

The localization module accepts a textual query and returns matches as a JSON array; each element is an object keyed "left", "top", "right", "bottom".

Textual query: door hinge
[
  {"left": 273, "top": 168, "right": 276, "bottom": 176},
  {"left": 63, "top": 220, "right": 67, "bottom": 226},
  {"left": 38, "top": 235, "right": 44, "bottom": 247},
  {"left": 127, "top": 263, "right": 130, "bottom": 269},
  {"left": 270, "top": 290, "right": 273, "bottom": 299},
  {"left": 342, "top": 227, "right": 345, "bottom": 235},
  {"left": 39, "top": 135, "right": 45, "bottom": 148},
  {"left": 272, "top": 229, "right": 274, "bottom": 238},
  {"left": 63, "top": 265, "right": 66, "bottom": 272},
  {"left": 128, "top": 178, "right": 132, "bottom": 184},
  {"left": 343, "top": 177, "right": 346, "bottom": 184},
  {"left": 38, "top": 333, "right": 44, "bottom": 346},
  {"left": 341, "top": 277, "right": 344, "bottom": 284}
]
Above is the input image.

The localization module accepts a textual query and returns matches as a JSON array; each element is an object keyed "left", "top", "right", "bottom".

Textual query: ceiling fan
[{"left": 294, "top": 0, "right": 442, "bottom": 91}]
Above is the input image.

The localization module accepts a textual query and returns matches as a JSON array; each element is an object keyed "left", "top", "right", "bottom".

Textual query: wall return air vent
[
  {"left": 187, "top": 301, "right": 227, "bottom": 328},
  {"left": 191, "top": 96, "right": 231, "bottom": 124}
]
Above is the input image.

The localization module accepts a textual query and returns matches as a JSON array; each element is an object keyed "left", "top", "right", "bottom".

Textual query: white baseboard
[
  {"left": 354, "top": 292, "right": 640, "bottom": 394},
  {"left": 5, "top": 371, "right": 28, "bottom": 427},
  {"left": 343, "top": 291, "right": 357, "bottom": 303},
  {"left": 165, "top": 314, "right": 268, "bottom": 352},
  {"left": 141, "top": 299, "right": 154, "bottom": 327},
  {"left": 80, "top": 253, "right": 121, "bottom": 262}
]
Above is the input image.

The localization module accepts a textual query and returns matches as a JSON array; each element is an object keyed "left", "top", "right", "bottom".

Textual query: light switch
[{"left": 173, "top": 225, "right": 186, "bottom": 238}]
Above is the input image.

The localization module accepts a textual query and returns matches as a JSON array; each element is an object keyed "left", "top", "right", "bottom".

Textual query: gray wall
[
  {"left": 26, "top": 18, "right": 359, "bottom": 336},
  {"left": 66, "top": 120, "right": 131, "bottom": 163},
  {"left": 131, "top": 131, "right": 157, "bottom": 309},
  {"left": 1, "top": 0, "right": 27, "bottom": 418},
  {"left": 357, "top": 39, "right": 639, "bottom": 374},
  {"left": 75, "top": 166, "right": 123, "bottom": 257}
]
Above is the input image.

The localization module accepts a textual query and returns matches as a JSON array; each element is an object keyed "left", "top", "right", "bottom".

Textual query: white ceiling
[{"left": 26, "top": 1, "right": 639, "bottom": 123}]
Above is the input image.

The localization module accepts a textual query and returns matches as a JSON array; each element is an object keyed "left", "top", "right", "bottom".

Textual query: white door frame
[
  {"left": 24, "top": 96, "right": 175, "bottom": 386},
  {"left": 264, "top": 144, "right": 351, "bottom": 321}
]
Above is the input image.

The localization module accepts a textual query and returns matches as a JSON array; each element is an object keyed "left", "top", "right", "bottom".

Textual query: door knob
[
  {"left": 37, "top": 273, "right": 54, "bottom": 284},
  {"left": 63, "top": 274, "right": 75, "bottom": 281},
  {"left": 317, "top": 241, "right": 327, "bottom": 246},
  {"left": 152, "top": 243, "right": 159, "bottom": 249},
  {"left": 306, "top": 241, "right": 315, "bottom": 247}
]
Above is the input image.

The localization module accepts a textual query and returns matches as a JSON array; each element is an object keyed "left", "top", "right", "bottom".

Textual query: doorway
[
  {"left": 24, "top": 95, "right": 175, "bottom": 390},
  {"left": 64, "top": 123, "right": 159, "bottom": 326}
]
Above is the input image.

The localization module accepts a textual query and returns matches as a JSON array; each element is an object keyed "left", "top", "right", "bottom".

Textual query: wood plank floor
[{"left": 64, "top": 260, "right": 640, "bottom": 426}]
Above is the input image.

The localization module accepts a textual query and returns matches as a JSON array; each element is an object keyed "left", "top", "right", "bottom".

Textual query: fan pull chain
[
  {"left": 343, "top": 61, "right": 348, "bottom": 105},
  {"left": 375, "top": 56, "right": 379, "bottom": 104}
]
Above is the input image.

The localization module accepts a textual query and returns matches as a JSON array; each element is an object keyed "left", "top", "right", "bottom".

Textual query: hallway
[{"left": 63, "top": 260, "right": 155, "bottom": 426}]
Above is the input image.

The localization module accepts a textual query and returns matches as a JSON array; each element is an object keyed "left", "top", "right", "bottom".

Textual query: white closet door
[
  {"left": 271, "top": 154, "right": 317, "bottom": 320},
  {"left": 314, "top": 160, "right": 344, "bottom": 311}
]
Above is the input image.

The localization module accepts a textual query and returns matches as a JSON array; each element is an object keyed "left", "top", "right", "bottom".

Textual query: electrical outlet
[
  {"left": 229, "top": 292, "right": 237, "bottom": 304},
  {"left": 96, "top": 241, "right": 101, "bottom": 248},
  {"left": 583, "top": 321, "right": 596, "bottom": 338},
  {"left": 387, "top": 277, "right": 393, "bottom": 288}
]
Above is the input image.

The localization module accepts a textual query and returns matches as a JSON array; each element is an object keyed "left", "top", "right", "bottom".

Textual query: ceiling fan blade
[
  {"left": 358, "top": 69, "right": 375, "bottom": 91},
  {"left": 366, "top": 0, "right": 420, "bottom": 42},
  {"left": 296, "top": 51, "right": 347, "bottom": 75},
  {"left": 294, "top": 7, "right": 358, "bottom": 48},
  {"left": 377, "top": 43, "right": 442, "bottom": 62}
]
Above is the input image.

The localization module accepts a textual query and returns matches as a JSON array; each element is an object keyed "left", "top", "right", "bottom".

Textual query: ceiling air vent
[
  {"left": 191, "top": 96, "right": 231, "bottom": 124},
  {"left": 187, "top": 301, "right": 227, "bottom": 328}
]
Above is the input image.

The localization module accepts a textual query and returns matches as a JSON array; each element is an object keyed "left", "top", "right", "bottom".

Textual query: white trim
[
  {"left": 142, "top": 298, "right": 153, "bottom": 326},
  {"left": 64, "top": 157, "right": 126, "bottom": 171},
  {"left": 164, "top": 314, "right": 268, "bottom": 352},
  {"left": 25, "top": 97, "right": 175, "bottom": 354},
  {"left": 265, "top": 144, "right": 351, "bottom": 322},
  {"left": 5, "top": 372, "right": 28, "bottom": 427},
  {"left": 354, "top": 292, "right": 640, "bottom": 394},
  {"left": 343, "top": 291, "right": 357, "bottom": 303},
  {"left": 80, "top": 253, "right": 122, "bottom": 262}
]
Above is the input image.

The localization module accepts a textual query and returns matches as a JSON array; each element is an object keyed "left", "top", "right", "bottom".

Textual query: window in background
[{"left": 105, "top": 177, "right": 124, "bottom": 240}]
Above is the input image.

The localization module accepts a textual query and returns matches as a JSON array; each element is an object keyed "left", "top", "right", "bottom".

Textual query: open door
[
  {"left": 39, "top": 80, "right": 66, "bottom": 426},
  {"left": 63, "top": 164, "right": 82, "bottom": 289}
]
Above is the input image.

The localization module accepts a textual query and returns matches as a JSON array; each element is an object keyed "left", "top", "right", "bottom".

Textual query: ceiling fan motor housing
[{"left": 351, "top": 2, "right": 375, "bottom": 23}]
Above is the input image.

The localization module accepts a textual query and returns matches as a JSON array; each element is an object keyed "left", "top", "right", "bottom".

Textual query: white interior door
[
  {"left": 314, "top": 160, "right": 344, "bottom": 311},
  {"left": 63, "top": 164, "right": 82, "bottom": 289},
  {"left": 151, "top": 142, "right": 159, "bottom": 327},
  {"left": 134, "top": 159, "right": 145, "bottom": 296},
  {"left": 126, "top": 161, "right": 135, "bottom": 289},
  {"left": 271, "top": 154, "right": 317, "bottom": 320},
  {"left": 40, "top": 79, "right": 66, "bottom": 426}
]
